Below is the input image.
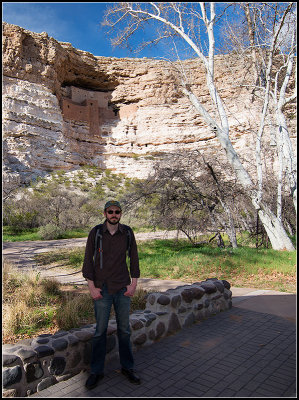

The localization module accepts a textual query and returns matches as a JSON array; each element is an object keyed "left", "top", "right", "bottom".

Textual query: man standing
[{"left": 82, "top": 200, "right": 141, "bottom": 389}]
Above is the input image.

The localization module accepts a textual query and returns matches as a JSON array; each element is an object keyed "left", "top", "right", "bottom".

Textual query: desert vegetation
[
  {"left": 3, "top": 233, "right": 296, "bottom": 344},
  {"left": 2, "top": 260, "right": 149, "bottom": 344},
  {"left": 3, "top": 155, "right": 296, "bottom": 344}
]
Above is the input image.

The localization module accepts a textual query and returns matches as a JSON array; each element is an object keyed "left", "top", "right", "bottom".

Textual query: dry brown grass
[
  {"left": 3, "top": 261, "right": 62, "bottom": 342},
  {"left": 2, "top": 261, "right": 151, "bottom": 344},
  {"left": 55, "top": 292, "right": 94, "bottom": 330}
]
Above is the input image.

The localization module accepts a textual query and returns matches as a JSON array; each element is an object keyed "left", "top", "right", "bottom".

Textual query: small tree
[
  {"left": 122, "top": 150, "right": 257, "bottom": 248},
  {"left": 3, "top": 173, "right": 21, "bottom": 203}
]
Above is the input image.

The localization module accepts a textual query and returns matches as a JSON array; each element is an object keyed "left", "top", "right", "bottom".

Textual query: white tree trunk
[
  {"left": 276, "top": 138, "right": 283, "bottom": 221},
  {"left": 105, "top": 3, "right": 296, "bottom": 251},
  {"left": 258, "top": 205, "right": 295, "bottom": 251},
  {"left": 182, "top": 84, "right": 295, "bottom": 251},
  {"left": 275, "top": 108, "right": 297, "bottom": 214},
  {"left": 219, "top": 199, "right": 238, "bottom": 248},
  {"left": 273, "top": 25, "right": 297, "bottom": 214}
]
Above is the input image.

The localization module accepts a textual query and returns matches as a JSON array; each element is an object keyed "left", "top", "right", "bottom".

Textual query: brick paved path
[{"left": 30, "top": 306, "right": 296, "bottom": 398}]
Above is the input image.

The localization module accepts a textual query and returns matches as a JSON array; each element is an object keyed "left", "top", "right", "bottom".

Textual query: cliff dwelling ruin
[
  {"left": 2, "top": 22, "right": 296, "bottom": 184},
  {"left": 61, "top": 86, "right": 115, "bottom": 136},
  {"left": 61, "top": 85, "right": 139, "bottom": 138}
]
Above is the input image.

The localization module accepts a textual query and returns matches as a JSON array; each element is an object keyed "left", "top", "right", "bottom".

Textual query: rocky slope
[{"left": 2, "top": 22, "right": 296, "bottom": 184}]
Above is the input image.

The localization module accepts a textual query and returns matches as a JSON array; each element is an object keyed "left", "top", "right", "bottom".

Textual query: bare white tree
[
  {"left": 103, "top": 2, "right": 296, "bottom": 250},
  {"left": 240, "top": 2, "right": 297, "bottom": 216}
]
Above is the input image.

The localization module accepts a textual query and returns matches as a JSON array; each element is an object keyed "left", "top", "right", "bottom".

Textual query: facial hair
[{"left": 106, "top": 215, "right": 120, "bottom": 225}]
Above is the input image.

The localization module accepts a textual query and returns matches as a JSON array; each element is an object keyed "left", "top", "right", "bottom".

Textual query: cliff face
[{"left": 2, "top": 22, "right": 296, "bottom": 184}]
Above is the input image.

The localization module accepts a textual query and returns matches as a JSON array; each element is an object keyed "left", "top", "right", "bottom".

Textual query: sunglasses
[{"left": 107, "top": 210, "right": 121, "bottom": 215}]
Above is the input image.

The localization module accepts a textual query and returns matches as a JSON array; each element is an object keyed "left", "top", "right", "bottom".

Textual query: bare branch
[{"left": 101, "top": 2, "right": 296, "bottom": 250}]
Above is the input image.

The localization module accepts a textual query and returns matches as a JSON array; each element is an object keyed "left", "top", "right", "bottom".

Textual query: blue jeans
[{"left": 90, "top": 284, "right": 134, "bottom": 374}]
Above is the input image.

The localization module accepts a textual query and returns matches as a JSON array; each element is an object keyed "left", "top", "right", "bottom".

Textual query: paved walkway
[
  {"left": 29, "top": 289, "right": 296, "bottom": 398},
  {"left": 4, "top": 237, "right": 297, "bottom": 397}
]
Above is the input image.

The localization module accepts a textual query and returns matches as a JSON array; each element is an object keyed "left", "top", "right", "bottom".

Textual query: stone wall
[{"left": 2, "top": 278, "right": 232, "bottom": 397}]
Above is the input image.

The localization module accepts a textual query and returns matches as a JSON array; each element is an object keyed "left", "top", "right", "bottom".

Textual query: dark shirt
[{"left": 82, "top": 221, "right": 140, "bottom": 294}]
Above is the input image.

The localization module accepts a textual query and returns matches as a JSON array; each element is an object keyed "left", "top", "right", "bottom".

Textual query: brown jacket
[{"left": 82, "top": 221, "right": 140, "bottom": 294}]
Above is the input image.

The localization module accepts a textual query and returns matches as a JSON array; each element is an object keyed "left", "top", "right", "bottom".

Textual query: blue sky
[
  {"left": 3, "top": 2, "right": 182, "bottom": 59},
  {"left": 2, "top": 2, "right": 231, "bottom": 59},
  {"left": 3, "top": 2, "right": 295, "bottom": 60},
  {"left": 2, "top": 2, "right": 130, "bottom": 57}
]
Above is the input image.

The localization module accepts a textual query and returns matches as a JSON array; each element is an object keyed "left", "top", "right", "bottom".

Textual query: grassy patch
[
  {"left": 55, "top": 292, "right": 94, "bottom": 331},
  {"left": 139, "top": 240, "right": 296, "bottom": 292},
  {"left": 2, "top": 226, "right": 90, "bottom": 242},
  {"left": 2, "top": 227, "right": 41, "bottom": 242},
  {"left": 2, "top": 225, "right": 157, "bottom": 242},
  {"left": 2, "top": 261, "right": 151, "bottom": 344},
  {"left": 34, "top": 239, "right": 296, "bottom": 293},
  {"left": 3, "top": 234, "right": 296, "bottom": 344},
  {"left": 3, "top": 262, "right": 62, "bottom": 340},
  {"left": 35, "top": 247, "right": 86, "bottom": 269}
]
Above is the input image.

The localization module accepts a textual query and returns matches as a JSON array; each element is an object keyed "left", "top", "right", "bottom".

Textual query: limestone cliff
[{"left": 2, "top": 22, "right": 296, "bottom": 184}]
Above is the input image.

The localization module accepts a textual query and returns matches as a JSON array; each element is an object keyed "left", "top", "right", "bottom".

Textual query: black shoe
[
  {"left": 85, "top": 373, "right": 104, "bottom": 390},
  {"left": 121, "top": 368, "right": 141, "bottom": 385}
]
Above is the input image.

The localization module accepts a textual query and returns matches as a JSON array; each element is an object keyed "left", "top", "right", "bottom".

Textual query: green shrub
[
  {"left": 38, "top": 224, "right": 64, "bottom": 240},
  {"left": 5, "top": 211, "right": 38, "bottom": 234}
]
